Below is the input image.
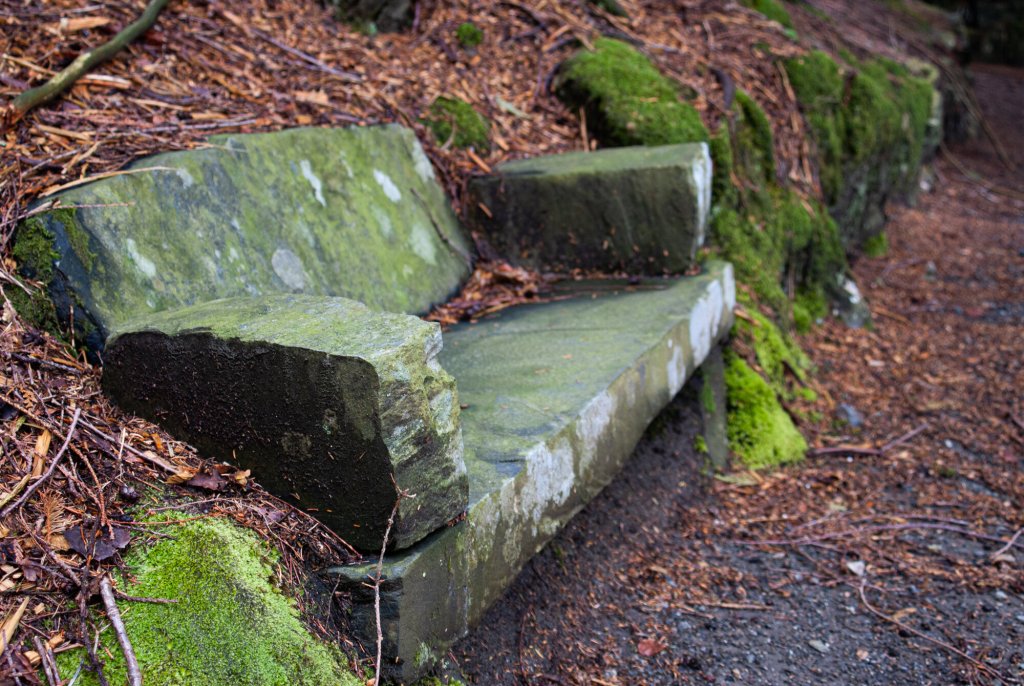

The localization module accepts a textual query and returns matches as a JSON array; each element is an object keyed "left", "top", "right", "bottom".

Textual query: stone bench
[{"left": 15, "top": 124, "right": 733, "bottom": 681}]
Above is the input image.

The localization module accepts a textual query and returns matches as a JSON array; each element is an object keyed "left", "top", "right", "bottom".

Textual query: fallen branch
[
  {"left": 371, "top": 482, "right": 415, "bottom": 686},
  {"left": 2, "top": 0, "right": 170, "bottom": 130},
  {"left": 99, "top": 576, "right": 142, "bottom": 686},
  {"left": 990, "top": 526, "right": 1023, "bottom": 559},
  {"left": 0, "top": 407, "right": 81, "bottom": 520},
  {"left": 856, "top": 582, "right": 1010, "bottom": 684},
  {"left": 807, "top": 422, "right": 928, "bottom": 459}
]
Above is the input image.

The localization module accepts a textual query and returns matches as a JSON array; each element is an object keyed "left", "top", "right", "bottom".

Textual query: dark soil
[{"left": 451, "top": 64, "right": 1024, "bottom": 686}]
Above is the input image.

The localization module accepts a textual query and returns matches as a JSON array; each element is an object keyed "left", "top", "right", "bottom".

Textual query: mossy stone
[
  {"left": 59, "top": 517, "right": 361, "bottom": 686},
  {"left": 784, "top": 50, "right": 937, "bottom": 248},
  {"left": 424, "top": 97, "right": 490, "bottom": 150},
  {"left": 556, "top": 38, "right": 709, "bottom": 147},
  {"left": 14, "top": 125, "right": 473, "bottom": 352},
  {"left": 466, "top": 143, "right": 712, "bottom": 274}
]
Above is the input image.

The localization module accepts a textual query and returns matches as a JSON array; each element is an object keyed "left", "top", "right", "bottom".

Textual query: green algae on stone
[
  {"left": 723, "top": 350, "right": 806, "bottom": 468},
  {"left": 425, "top": 97, "right": 490, "bottom": 150},
  {"left": 467, "top": 143, "right": 711, "bottom": 274},
  {"left": 16, "top": 125, "right": 473, "bottom": 352},
  {"left": 59, "top": 517, "right": 361, "bottom": 686},
  {"left": 104, "top": 294, "right": 467, "bottom": 552},
  {"left": 556, "top": 38, "right": 708, "bottom": 147},
  {"left": 455, "top": 22, "right": 483, "bottom": 48}
]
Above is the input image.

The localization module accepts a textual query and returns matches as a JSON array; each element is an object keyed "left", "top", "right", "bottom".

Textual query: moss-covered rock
[
  {"left": 723, "top": 350, "right": 806, "bottom": 468},
  {"left": 734, "top": 307, "right": 811, "bottom": 397},
  {"left": 60, "top": 517, "right": 361, "bottom": 686},
  {"left": 784, "top": 50, "right": 937, "bottom": 247},
  {"left": 556, "top": 38, "right": 708, "bottom": 147},
  {"left": 424, "top": 97, "right": 490, "bottom": 150},
  {"left": 14, "top": 125, "right": 474, "bottom": 352},
  {"left": 466, "top": 143, "right": 711, "bottom": 274}
]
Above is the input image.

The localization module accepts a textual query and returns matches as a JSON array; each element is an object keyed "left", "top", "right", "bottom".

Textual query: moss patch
[
  {"left": 424, "top": 97, "right": 490, "bottom": 150},
  {"left": 784, "top": 50, "right": 935, "bottom": 245},
  {"left": 455, "top": 22, "right": 483, "bottom": 48},
  {"left": 12, "top": 216, "right": 60, "bottom": 285},
  {"left": 741, "top": 0, "right": 794, "bottom": 29},
  {"left": 556, "top": 38, "right": 708, "bottom": 147},
  {"left": 724, "top": 350, "right": 807, "bottom": 468},
  {"left": 735, "top": 307, "right": 811, "bottom": 397},
  {"left": 59, "top": 517, "right": 360, "bottom": 686},
  {"left": 862, "top": 231, "right": 889, "bottom": 257}
]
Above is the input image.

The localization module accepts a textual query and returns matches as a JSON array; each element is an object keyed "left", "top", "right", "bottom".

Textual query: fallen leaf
[
  {"left": 64, "top": 520, "right": 131, "bottom": 561},
  {"left": 186, "top": 470, "right": 227, "bottom": 491},
  {"left": 808, "top": 639, "right": 830, "bottom": 654},
  {"left": 637, "top": 638, "right": 668, "bottom": 657}
]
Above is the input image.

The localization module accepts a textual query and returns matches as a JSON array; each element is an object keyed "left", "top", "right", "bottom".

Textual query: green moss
[
  {"left": 59, "top": 517, "right": 360, "bottom": 686},
  {"left": 556, "top": 38, "right": 708, "bottom": 147},
  {"left": 12, "top": 216, "right": 59, "bottom": 285},
  {"left": 700, "top": 374, "right": 717, "bottom": 414},
  {"left": 709, "top": 126, "right": 736, "bottom": 208},
  {"left": 588, "top": 0, "right": 628, "bottom": 17},
  {"left": 6, "top": 287, "right": 61, "bottom": 337},
  {"left": 795, "top": 387, "right": 818, "bottom": 402},
  {"left": 732, "top": 90, "right": 775, "bottom": 185},
  {"left": 424, "top": 97, "right": 490, "bottom": 150},
  {"left": 723, "top": 350, "right": 807, "bottom": 468},
  {"left": 741, "top": 0, "right": 793, "bottom": 29},
  {"left": 784, "top": 50, "right": 936, "bottom": 243},
  {"left": 793, "top": 288, "right": 829, "bottom": 333},
  {"left": 694, "top": 434, "right": 708, "bottom": 454},
  {"left": 734, "top": 307, "right": 811, "bottom": 398},
  {"left": 862, "top": 231, "right": 889, "bottom": 258},
  {"left": 455, "top": 22, "right": 483, "bottom": 48}
]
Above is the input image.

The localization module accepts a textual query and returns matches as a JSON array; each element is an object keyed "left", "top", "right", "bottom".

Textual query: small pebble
[
  {"left": 995, "top": 590, "right": 1008, "bottom": 601},
  {"left": 808, "top": 639, "right": 830, "bottom": 654}
]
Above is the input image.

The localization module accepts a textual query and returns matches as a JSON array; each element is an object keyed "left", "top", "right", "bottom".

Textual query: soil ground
[{"left": 451, "top": 64, "right": 1024, "bottom": 686}]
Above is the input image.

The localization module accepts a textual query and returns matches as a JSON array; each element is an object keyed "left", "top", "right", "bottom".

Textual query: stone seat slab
[
  {"left": 102, "top": 294, "right": 467, "bottom": 553},
  {"left": 330, "top": 261, "right": 735, "bottom": 682},
  {"left": 467, "top": 143, "right": 712, "bottom": 274}
]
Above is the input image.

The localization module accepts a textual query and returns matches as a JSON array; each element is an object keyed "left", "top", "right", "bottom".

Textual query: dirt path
[{"left": 451, "top": 65, "right": 1024, "bottom": 686}]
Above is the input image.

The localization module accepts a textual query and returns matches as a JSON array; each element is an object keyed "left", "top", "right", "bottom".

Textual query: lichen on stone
[
  {"left": 723, "top": 350, "right": 807, "bottom": 468},
  {"left": 59, "top": 516, "right": 362, "bottom": 686},
  {"left": 424, "top": 97, "right": 490, "bottom": 150},
  {"left": 555, "top": 38, "right": 709, "bottom": 147}
]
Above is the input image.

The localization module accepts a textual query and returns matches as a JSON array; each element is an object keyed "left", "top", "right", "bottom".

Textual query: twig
[
  {"left": 807, "top": 422, "right": 928, "bottom": 459},
  {"left": 0, "top": 407, "right": 81, "bottom": 519},
  {"left": 990, "top": 526, "right": 1023, "bottom": 559},
  {"left": 372, "top": 498, "right": 401, "bottom": 686},
  {"left": 99, "top": 577, "right": 142, "bottom": 686},
  {"left": 77, "top": 416, "right": 181, "bottom": 474},
  {"left": 33, "top": 636, "right": 60, "bottom": 686},
  {"left": 856, "top": 582, "right": 1010, "bottom": 684},
  {"left": 2, "top": 0, "right": 170, "bottom": 129},
  {"left": 114, "top": 590, "right": 178, "bottom": 605},
  {"left": 8, "top": 352, "right": 83, "bottom": 375},
  {"left": 249, "top": 28, "right": 362, "bottom": 83}
]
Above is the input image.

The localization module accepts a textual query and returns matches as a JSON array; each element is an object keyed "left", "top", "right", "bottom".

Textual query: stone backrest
[{"left": 17, "top": 124, "right": 473, "bottom": 350}]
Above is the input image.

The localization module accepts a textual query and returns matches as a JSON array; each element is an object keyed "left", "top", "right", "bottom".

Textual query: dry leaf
[
  {"left": 295, "top": 90, "right": 330, "bottom": 106},
  {"left": 637, "top": 638, "right": 668, "bottom": 657}
]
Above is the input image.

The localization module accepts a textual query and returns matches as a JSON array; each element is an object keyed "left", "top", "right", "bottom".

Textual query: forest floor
[{"left": 452, "top": 63, "right": 1024, "bottom": 686}]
